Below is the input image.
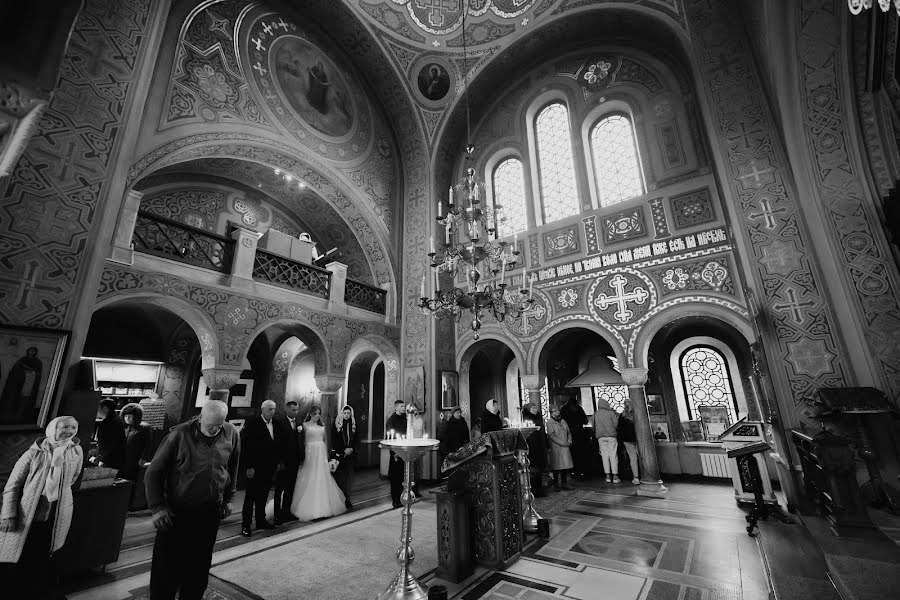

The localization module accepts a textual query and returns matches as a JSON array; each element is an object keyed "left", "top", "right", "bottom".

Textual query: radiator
[{"left": 700, "top": 452, "right": 730, "bottom": 478}]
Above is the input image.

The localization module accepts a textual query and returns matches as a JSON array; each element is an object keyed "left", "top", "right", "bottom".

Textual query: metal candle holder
[
  {"left": 377, "top": 438, "right": 440, "bottom": 600},
  {"left": 516, "top": 426, "right": 542, "bottom": 534}
]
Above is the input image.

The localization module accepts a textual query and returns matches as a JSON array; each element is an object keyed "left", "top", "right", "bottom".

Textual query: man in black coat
[
  {"left": 95, "top": 398, "right": 126, "bottom": 469},
  {"left": 332, "top": 405, "right": 359, "bottom": 510},
  {"left": 444, "top": 407, "right": 470, "bottom": 454},
  {"left": 240, "top": 399, "right": 282, "bottom": 536},
  {"left": 522, "top": 402, "right": 548, "bottom": 497},
  {"left": 559, "top": 396, "right": 589, "bottom": 477},
  {"left": 385, "top": 400, "right": 407, "bottom": 509},
  {"left": 273, "top": 400, "right": 302, "bottom": 524}
]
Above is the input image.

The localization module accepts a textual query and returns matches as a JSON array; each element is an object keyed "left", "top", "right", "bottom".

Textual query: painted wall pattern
[
  {"left": 685, "top": 0, "right": 849, "bottom": 411},
  {"left": 669, "top": 188, "right": 715, "bottom": 230},
  {"left": 0, "top": 0, "right": 152, "bottom": 328},
  {"left": 140, "top": 188, "right": 227, "bottom": 231},
  {"left": 797, "top": 0, "right": 900, "bottom": 399},
  {"left": 601, "top": 206, "right": 646, "bottom": 244},
  {"left": 96, "top": 264, "right": 400, "bottom": 375}
]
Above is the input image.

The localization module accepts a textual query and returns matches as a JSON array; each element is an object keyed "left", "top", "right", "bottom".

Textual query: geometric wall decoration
[
  {"left": 582, "top": 215, "right": 602, "bottom": 255},
  {"left": 656, "top": 121, "right": 685, "bottom": 168},
  {"left": 587, "top": 268, "right": 657, "bottom": 329},
  {"left": 543, "top": 224, "right": 580, "bottom": 260},
  {"left": 601, "top": 206, "right": 646, "bottom": 244},
  {"left": 529, "top": 233, "right": 541, "bottom": 267},
  {"left": 648, "top": 197, "right": 671, "bottom": 239},
  {"left": 669, "top": 188, "right": 715, "bottom": 230},
  {"left": 648, "top": 256, "right": 734, "bottom": 296}
]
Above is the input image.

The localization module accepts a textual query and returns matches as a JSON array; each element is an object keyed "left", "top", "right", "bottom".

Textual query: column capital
[
  {"left": 314, "top": 374, "right": 344, "bottom": 395},
  {"left": 520, "top": 374, "right": 542, "bottom": 391},
  {"left": 621, "top": 367, "right": 648, "bottom": 386},
  {"left": 202, "top": 366, "right": 243, "bottom": 391}
]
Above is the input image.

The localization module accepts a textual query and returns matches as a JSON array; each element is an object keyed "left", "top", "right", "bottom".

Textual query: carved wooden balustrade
[
  {"left": 252, "top": 249, "right": 331, "bottom": 298},
  {"left": 344, "top": 277, "right": 387, "bottom": 314},
  {"left": 132, "top": 212, "right": 233, "bottom": 273}
]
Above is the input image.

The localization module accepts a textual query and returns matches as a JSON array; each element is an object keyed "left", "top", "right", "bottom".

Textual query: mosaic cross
[
  {"left": 594, "top": 274, "right": 649, "bottom": 324},
  {"left": 737, "top": 160, "right": 773, "bottom": 189},
  {"left": 773, "top": 287, "right": 815, "bottom": 325},
  {"left": 415, "top": 0, "right": 460, "bottom": 27},
  {"left": 517, "top": 301, "right": 546, "bottom": 336},
  {"left": 759, "top": 242, "right": 800, "bottom": 277},
  {"left": 748, "top": 197, "right": 787, "bottom": 230},
  {"left": 0, "top": 260, "right": 64, "bottom": 311}
]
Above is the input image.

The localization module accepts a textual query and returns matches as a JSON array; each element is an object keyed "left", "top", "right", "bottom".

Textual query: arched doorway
[{"left": 458, "top": 339, "right": 519, "bottom": 431}]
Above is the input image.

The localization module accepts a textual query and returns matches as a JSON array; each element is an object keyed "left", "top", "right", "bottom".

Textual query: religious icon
[
  {"left": 417, "top": 62, "right": 450, "bottom": 102},
  {"left": 0, "top": 327, "right": 68, "bottom": 429},
  {"left": 440, "top": 371, "right": 458, "bottom": 410}
]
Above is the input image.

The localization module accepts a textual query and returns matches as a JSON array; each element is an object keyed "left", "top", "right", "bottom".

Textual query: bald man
[
  {"left": 240, "top": 399, "right": 283, "bottom": 536},
  {"left": 146, "top": 400, "right": 240, "bottom": 600}
]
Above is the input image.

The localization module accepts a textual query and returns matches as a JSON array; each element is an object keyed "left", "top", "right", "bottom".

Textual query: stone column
[
  {"left": 621, "top": 368, "right": 668, "bottom": 498},
  {"left": 326, "top": 262, "right": 348, "bottom": 309},
  {"left": 109, "top": 190, "right": 144, "bottom": 265},
  {"left": 315, "top": 374, "right": 344, "bottom": 448},
  {"left": 202, "top": 366, "right": 244, "bottom": 404},
  {"left": 229, "top": 224, "right": 262, "bottom": 288},
  {"left": 520, "top": 374, "right": 544, "bottom": 418}
]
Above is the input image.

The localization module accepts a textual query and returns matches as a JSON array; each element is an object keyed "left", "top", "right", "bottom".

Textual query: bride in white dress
[{"left": 290, "top": 405, "right": 347, "bottom": 521}]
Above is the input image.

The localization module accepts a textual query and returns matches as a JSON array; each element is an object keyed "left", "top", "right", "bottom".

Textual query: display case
[{"left": 84, "top": 357, "right": 162, "bottom": 408}]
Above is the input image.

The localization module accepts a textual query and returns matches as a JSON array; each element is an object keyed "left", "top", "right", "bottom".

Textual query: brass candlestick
[
  {"left": 516, "top": 427, "right": 542, "bottom": 533},
  {"left": 377, "top": 438, "right": 440, "bottom": 600}
]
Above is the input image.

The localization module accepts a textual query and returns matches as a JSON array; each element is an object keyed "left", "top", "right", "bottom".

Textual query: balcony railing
[
  {"left": 252, "top": 249, "right": 331, "bottom": 298},
  {"left": 132, "top": 212, "right": 233, "bottom": 273},
  {"left": 344, "top": 278, "right": 387, "bottom": 315}
]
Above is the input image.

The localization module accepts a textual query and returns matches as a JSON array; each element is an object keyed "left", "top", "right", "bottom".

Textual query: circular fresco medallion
[
  {"left": 411, "top": 55, "right": 455, "bottom": 107},
  {"left": 587, "top": 268, "right": 657, "bottom": 330},
  {"left": 242, "top": 13, "right": 371, "bottom": 161}
]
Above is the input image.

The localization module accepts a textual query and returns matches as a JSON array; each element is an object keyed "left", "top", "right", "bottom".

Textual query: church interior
[{"left": 2, "top": 0, "right": 900, "bottom": 599}]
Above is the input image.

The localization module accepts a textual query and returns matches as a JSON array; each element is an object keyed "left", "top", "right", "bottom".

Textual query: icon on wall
[{"left": 417, "top": 62, "right": 451, "bottom": 102}]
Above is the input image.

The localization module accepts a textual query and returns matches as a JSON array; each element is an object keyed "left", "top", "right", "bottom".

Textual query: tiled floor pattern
[{"left": 423, "top": 482, "right": 769, "bottom": 600}]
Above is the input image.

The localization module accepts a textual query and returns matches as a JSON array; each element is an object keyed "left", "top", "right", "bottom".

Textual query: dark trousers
[
  {"left": 274, "top": 464, "right": 299, "bottom": 519},
  {"left": 5, "top": 516, "right": 56, "bottom": 600},
  {"left": 242, "top": 469, "right": 274, "bottom": 528},
  {"left": 571, "top": 434, "right": 589, "bottom": 476},
  {"left": 335, "top": 457, "right": 356, "bottom": 501},
  {"left": 150, "top": 504, "right": 221, "bottom": 600},
  {"left": 388, "top": 453, "right": 404, "bottom": 505}
]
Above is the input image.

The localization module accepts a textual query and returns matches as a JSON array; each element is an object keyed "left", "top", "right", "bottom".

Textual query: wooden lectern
[{"left": 440, "top": 430, "right": 527, "bottom": 570}]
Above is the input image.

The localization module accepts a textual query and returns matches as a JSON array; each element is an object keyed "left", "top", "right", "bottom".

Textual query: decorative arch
[
  {"left": 457, "top": 336, "right": 522, "bottom": 423},
  {"left": 343, "top": 333, "right": 401, "bottom": 427},
  {"left": 527, "top": 319, "right": 627, "bottom": 377},
  {"left": 629, "top": 301, "right": 754, "bottom": 369},
  {"left": 240, "top": 318, "right": 331, "bottom": 375},
  {"left": 93, "top": 293, "right": 220, "bottom": 370}
]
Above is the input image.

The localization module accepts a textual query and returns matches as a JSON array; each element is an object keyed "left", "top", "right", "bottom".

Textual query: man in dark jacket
[
  {"left": 385, "top": 400, "right": 407, "bottom": 508},
  {"left": 332, "top": 405, "right": 359, "bottom": 510},
  {"left": 521, "top": 402, "right": 548, "bottom": 497},
  {"left": 240, "top": 400, "right": 282, "bottom": 536},
  {"left": 145, "top": 400, "right": 239, "bottom": 600},
  {"left": 559, "top": 396, "right": 588, "bottom": 477},
  {"left": 274, "top": 400, "right": 302, "bottom": 523},
  {"left": 94, "top": 398, "right": 126, "bottom": 470}
]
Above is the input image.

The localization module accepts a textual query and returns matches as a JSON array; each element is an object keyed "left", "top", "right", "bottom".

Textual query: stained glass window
[
  {"left": 590, "top": 114, "right": 644, "bottom": 206},
  {"left": 592, "top": 385, "right": 629, "bottom": 413},
  {"left": 679, "top": 346, "right": 738, "bottom": 422},
  {"left": 492, "top": 158, "right": 527, "bottom": 237},
  {"left": 535, "top": 103, "right": 579, "bottom": 223}
]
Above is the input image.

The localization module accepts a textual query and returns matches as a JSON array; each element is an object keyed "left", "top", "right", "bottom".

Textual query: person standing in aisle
[
  {"left": 559, "top": 396, "right": 588, "bottom": 477},
  {"left": 332, "top": 405, "right": 359, "bottom": 511},
  {"left": 385, "top": 400, "right": 407, "bottom": 508},
  {"left": 274, "top": 400, "right": 303, "bottom": 523},
  {"left": 546, "top": 405, "right": 574, "bottom": 491},
  {"left": 240, "top": 400, "right": 281, "bottom": 536},
  {"left": 145, "top": 400, "right": 240, "bottom": 600},
  {"left": 94, "top": 398, "right": 126, "bottom": 470},
  {"left": 592, "top": 398, "right": 620, "bottom": 483},
  {"left": 617, "top": 404, "right": 641, "bottom": 484}
]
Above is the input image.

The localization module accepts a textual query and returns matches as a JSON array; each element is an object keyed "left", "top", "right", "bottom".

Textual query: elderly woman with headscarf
[
  {"left": 481, "top": 399, "right": 504, "bottom": 434},
  {"left": 332, "top": 405, "right": 359, "bottom": 510},
  {"left": 0, "top": 416, "right": 83, "bottom": 598}
]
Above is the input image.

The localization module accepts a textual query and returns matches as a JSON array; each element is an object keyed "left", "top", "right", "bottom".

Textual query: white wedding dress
[{"left": 290, "top": 422, "right": 347, "bottom": 521}]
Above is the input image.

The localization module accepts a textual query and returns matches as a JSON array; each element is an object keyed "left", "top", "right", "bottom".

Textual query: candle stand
[
  {"left": 516, "top": 427, "right": 542, "bottom": 534},
  {"left": 377, "top": 438, "right": 440, "bottom": 600}
]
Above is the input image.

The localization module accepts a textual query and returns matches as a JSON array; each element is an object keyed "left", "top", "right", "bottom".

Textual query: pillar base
[{"left": 636, "top": 480, "right": 669, "bottom": 498}]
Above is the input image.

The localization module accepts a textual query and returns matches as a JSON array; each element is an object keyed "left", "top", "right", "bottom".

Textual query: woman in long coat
[
  {"left": 0, "top": 415, "right": 84, "bottom": 598},
  {"left": 545, "top": 404, "right": 574, "bottom": 492}
]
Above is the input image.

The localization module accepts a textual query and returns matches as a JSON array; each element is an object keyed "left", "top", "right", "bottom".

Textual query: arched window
[
  {"left": 589, "top": 114, "right": 644, "bottom": 206},
  {"left": 535, "top": 103, "right": 579, "bottom": 223},
  {"left": 492, "top": 157, "right": 527, "bottom": 237},
  {"left": 679, "top": 346, "right": 738, "bottom": 423}
]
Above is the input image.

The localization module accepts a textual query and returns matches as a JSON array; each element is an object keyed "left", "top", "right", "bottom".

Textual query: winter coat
[
  {"left": 481, "top": 410, "right": 503, "bottom": 434},
  {"left": 592, "top": 402, "right": 619, "bottom": 438},
  {"left": 546, "top": 418, "right": 574, "bottom": 471},
  {"left": 0, "top": 437, "right": 83, "bottom": 563},
  {"left": 443, "top": 417, "right": 470, "bottom": 454}
]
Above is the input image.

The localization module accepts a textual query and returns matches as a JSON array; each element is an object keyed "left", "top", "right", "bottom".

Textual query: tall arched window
[
  {"left": 535, "top": 103, "right": 579, "bottom": 223},
  {"left": 492, "top": 157, "right": 527, "bottom": 237},
  {"left": 679, "top": 346, "right": 738, "bottom": 423},
  {"left": 590, "top": 114, "right": 644, "bottom": 206}
]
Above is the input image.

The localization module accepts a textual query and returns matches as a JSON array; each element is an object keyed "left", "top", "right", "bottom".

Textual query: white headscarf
[
  {"left": 42, "top": 416, "right": 77, "bottom": 503},
  {"left": 334, "top": 405, "right": 356, "bottom": 433}
]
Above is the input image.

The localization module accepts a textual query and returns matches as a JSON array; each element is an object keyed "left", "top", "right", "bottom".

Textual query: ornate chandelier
[
  {"left": 848, "top": 0, "right": 900, "bottom": 15},
  {"left": 417, "top": 0, "right": 534, "bottom": 339}
]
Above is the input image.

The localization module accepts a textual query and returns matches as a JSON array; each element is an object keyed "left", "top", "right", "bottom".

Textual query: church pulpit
[{"left": 441, "top": 429, "right": 527, "bottom": 570}]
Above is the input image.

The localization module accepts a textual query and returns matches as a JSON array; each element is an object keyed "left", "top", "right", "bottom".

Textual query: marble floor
[{"left": 66, "top": 478, "right": 773, "bottom": 600}]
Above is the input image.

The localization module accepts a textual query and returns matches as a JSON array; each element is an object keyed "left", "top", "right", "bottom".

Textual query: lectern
[
  {"left": 719, "top": 419, "right": 777, "bottom": 506},
  {"left": 441, "top": 430, "right": 527, "bottom": 570}
]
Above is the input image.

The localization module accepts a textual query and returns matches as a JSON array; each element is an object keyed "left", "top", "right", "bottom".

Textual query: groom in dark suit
[
  {"left": 240, "top": 399, "right": 282, "bottom": 536},
  {"left": 274, "top": 400, "right": 303, "bottom": 523}
]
